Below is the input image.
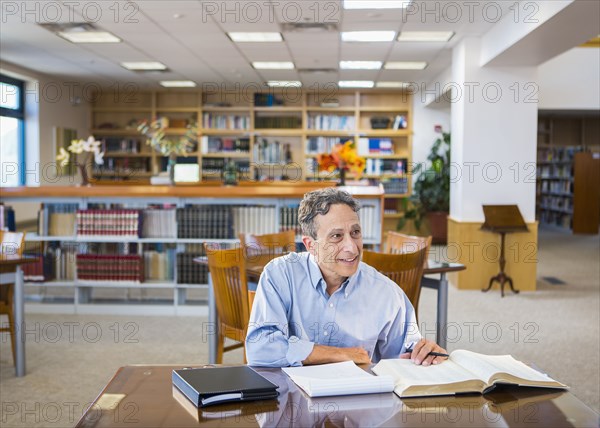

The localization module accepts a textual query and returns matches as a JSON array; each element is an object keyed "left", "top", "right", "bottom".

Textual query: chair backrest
[
  {"left": 362, "top": 247, "right": 428, "bottom": 313},
  {"left": 239, "top": 230, "right": 296, "bottom": 257},
  {"left": 384, "top": 231, "right": 432, "bottom": 256},
  {"left": 205, "top": 245, "right": 250, "bottom": 334},
  {"left": 0, "top": 231, "right": 25, "bottom": 256}
]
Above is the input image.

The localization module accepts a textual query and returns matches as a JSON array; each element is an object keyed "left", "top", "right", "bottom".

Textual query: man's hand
[
  {"left": 399, "top": 338, "right": 448, "bottom": 366},
  {"left": 303, "top": 344, "right": 371, "bottom": 365}
]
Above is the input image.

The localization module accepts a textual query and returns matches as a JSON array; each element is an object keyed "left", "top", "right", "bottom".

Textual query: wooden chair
[
  {"left": 384, "top": 231, "right": 432, "bottom": 256},
  {"left": 239, "top": 230, "right": 295, "bottom": 314},
  {"left": 239, "top": 229, "right": 296, "bottom": 258},
  {"left": 205, "top": 244, "right": 250, "bottom": 364},
  {"left": 362, "top": 247, "right": 428, "bottom": 318},
  {"left": 0, "top": 231, "right": 25, "bottom": 366}
]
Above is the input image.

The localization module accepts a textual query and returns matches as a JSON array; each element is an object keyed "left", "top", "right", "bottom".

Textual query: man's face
[{"left": 303, "top": 204, "right": 363, "bottom": 286}]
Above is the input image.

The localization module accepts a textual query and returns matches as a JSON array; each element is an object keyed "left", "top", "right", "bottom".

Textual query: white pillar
[
  {"left": 450, "top": 37, "right": 538, "bottom": 222},
  {"left": 448, "top": 37, "right": 539, "bottom": 291}
]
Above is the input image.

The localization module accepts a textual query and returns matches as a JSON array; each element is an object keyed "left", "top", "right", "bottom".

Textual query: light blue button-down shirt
[{"left": 245, "top": 252, "right": 422, "bottom": 367}]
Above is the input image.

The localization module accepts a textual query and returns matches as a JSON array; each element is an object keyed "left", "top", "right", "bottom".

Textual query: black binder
[{"left": 172, "top": 366, "right": 279, "bottom": 407}]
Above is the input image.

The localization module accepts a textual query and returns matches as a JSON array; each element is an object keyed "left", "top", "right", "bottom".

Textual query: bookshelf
[
  {"left": 90, "top": 89, "right": 412, "bottom": 228},
  {"left": 536, "top": 113, "right": 600, "bottom": 233},
  {"left": 2, "top": 184, "right": 384, "bottom": 314}
]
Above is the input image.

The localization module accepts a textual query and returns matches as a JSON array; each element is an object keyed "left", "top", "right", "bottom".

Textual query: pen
[{"left": 405, "top": 345, "right": 449, "bottom": 358}]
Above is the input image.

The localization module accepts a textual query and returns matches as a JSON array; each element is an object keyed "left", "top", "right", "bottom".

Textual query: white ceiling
[{"left": 0, "top": 0, "right": 584, "bottom": 89}]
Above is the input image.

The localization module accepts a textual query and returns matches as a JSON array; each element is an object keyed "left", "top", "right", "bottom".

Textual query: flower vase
[
  {"left": 77, "top": 163, "right": 91, "bottom": 187},
  {"left": 167, "top": 154, "right": 177, "bottom": 186},
  {"left": 337, "top": 168, "right": 346, "bottom": 186}
]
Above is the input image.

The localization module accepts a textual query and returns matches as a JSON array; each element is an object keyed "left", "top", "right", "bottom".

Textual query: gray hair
[{"left": 298, "top": 188, "right": 360, "bottom": 239}]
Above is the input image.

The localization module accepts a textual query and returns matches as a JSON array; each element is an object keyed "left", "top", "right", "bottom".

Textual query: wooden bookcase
[
  {"left": 2, "top": 185, "right": 384, "bottom": 314},
  {"left": 536, "top": 113, "right": 600, "bottom": 233},
  {"left": 89, "top": 89, "right": 413, "bottom": 229}
]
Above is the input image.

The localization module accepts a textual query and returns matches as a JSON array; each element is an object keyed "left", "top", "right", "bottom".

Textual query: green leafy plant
[{"left": 398, "top": 126, "right": 451, "bottom": 231}]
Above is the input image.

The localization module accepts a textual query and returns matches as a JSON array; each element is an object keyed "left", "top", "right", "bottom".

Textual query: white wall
[
  {"left": 538, "top": 47, "right": 600, "bottom": 110},
  {"left": 411, "top": 98, "right": 450, "bottom": 172}
]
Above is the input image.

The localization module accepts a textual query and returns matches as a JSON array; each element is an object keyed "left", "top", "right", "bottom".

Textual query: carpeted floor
[{"left": 0, "top": 227, "right": 598, "bottom": 427}]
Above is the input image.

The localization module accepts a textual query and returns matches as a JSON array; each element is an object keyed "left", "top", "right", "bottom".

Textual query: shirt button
[
  {"left": 329, "top": 303, "right": 334, "bottom": 308},
  {"left": 323, "top": 331, "right": 328, "bottom": 336}
]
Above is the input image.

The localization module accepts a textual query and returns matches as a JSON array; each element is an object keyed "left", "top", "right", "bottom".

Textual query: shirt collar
[{"left": 306, "top": 253, "right": 362, "bottom": 296}]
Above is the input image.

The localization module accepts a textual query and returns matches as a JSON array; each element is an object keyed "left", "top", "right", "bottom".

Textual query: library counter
[{"left": 0, "top": 183, "right": 384, "bottom": 200}]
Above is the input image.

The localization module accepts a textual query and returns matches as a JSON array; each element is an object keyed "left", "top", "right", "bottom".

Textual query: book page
[
  {"left": 450, "top": 350, "right": 565, "bottom": 386},
  {"left": 282, "top": 361, "right": 394, "bottom": 397},
  {"left": 372, "top": 359, "right": 485, "bottom": 396}
]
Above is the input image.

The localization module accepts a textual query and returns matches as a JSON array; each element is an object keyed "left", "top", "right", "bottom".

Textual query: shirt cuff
[{"left": 286, "top": 337, "right": 314, "bottom": 366}]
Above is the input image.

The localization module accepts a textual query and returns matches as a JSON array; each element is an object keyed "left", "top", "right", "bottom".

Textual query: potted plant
[
  {"left": 316, "top": 141, "right": 366, "bottom": 185},
  {"left": 398, "top": 126, "right": 451, "bottom": 244},
  {"left": 56, "top": 136, "right": 105, "bottom": 186},
  {"left": 137, "top": 118, "right": 197, "bottom": 184}
]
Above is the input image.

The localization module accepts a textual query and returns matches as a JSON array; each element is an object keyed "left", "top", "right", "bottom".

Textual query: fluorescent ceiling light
[
  {"left": 384, "top": 61, "right": 427, "bottom": 70},
  {"left": 228, "top": 32, "right": 283, "bottom": 42},
  {"left": 397, "top": 31, "right": 454, "bottom": 42},
  {"left": 344, "top": 0, "right": 411, "bottom": 9},
  {"left": 266, "top": 81, "right": 302, "bottom": 87},
  {"left": 340, "top": 61, "right": 382, "bottom": 70},
  {"left": 58, "top": 31, "right": 120, "bottom": 43},
  {"left": 376, "top": 81, "right": 410, "bottom": 88},
  {"left": 341, "top": 31, "right": 396, "bottom": 42},
  {"left": 252, "top": 62, "right": 294, "bottom": 69},
  {"left": 160, "top": 81, "right": 197, "bottom": 88},
  {"left": 121, "top": 61, "right": 168, "bottom": 71},
  {"left": 339, "top": 80, "right": 374, "bottom": 88}
]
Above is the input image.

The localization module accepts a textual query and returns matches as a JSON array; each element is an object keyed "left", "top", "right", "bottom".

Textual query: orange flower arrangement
[{"left": 317, "top": 141, "right": 366, "bottom": 177}]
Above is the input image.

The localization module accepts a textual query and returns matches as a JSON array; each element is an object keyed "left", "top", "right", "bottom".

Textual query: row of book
[
  {"left": 280, "top": 206, "right": 300, "bottom": 237},
  {"left": 537, "top": 165, "right": 572, "bottom": 179},
  {"left": 100, "top": 137, "right": 144, "bottom": 154},
  {"left": 76, "top": 254, "right": 144, "bottom": 283},
  {"left": 21, "top": 246, "right": 213, "bottom": 284},
  {"left": 539, "top": 211, "right": 571, "bottom": 229},
  {"left": 232, "top": 206, "right": 278, "bottom": 237},
  {"left": 201, "top": 159, "right": 250, "bottom": 178},
  {"left": 22, "top": 246, "right": 78, "bottom": 282},
  {"left": 253, "top": 140, "right": 293, "bottom": 164},
  {"left": 305, "top": 137, "right": 344, "bottom": 154},
  {"left": 176, "top": 206, "right": 234, "bottom": 239},
  {"left": 382, "top": 178, "right": 409, "bottom": 195},
  {"left": 357, "top": 205, "right": 378, "bottom": 240},
  {"left": 177, "top": 253, "right": 208, "bottom": 284},
  {"left": 358, "top": 138, "right": 395, "bottom": 156},
  {"left": 142, "top": 209, "right": 177, "bottom": 238},
  {"left": 538, "top": 146, "right": 582, "bottom": 162},
  {"left": 93, "top": 158, "right": 151, "bottom": 175},
  {"left": 202, "top": 113, "right": 250, "bottom": 130},
  {"left": 538, "top": 180, "right": 572, "bottom": 194},
  {"left": 365, "top": 159, "right": 406, "bottom": 175},
  {"left": 144, "top": 250, "right": 176, "bottom": 281},
  {"left": 307, "top": 115, "right": 355, "bottom": 131},
  {"left": 77, "top": 210, "right": 142, "bottom": 237},
  {"left": 255, "top": 116, "right": 301, "bottom": 129},
  {"left": 200, "top": 136, "right": 250, "bottom": 154},
  {"left": 37, "top": 204, "right": 79, "bottom": 236},
  {"left": 539, "top": 196, "right": 572, "bottom": 213}
]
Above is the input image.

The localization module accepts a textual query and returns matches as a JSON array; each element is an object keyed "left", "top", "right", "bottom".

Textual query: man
[{"left": 246, "top": 188, "right": 447, "bottom": 367}]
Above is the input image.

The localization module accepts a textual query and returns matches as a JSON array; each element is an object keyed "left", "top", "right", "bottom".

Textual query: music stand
[{"left": 480, "top": 205, "right": 529, "bottom": 297}]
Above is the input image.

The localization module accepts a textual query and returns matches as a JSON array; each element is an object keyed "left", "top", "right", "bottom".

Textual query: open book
[
  {"left": 282, "top": 361, "right": 395, "bottom": 397},
  {"left": 372, "top": 350, "right": 568, "bottom": 398}
]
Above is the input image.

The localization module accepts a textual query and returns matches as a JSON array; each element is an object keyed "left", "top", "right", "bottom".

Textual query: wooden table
[
  {"left": 196, "top": 255, "right": 465, "bottom": 363},
  {"left": 0, "top": 255, "right": 37, "bottom": 377},
  {"left": 75, "top": 364, "right": 599, "bottom": 428}
]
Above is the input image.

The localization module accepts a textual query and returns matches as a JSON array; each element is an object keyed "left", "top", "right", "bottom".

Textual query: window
[{"left": 1, "top": 74, "right": 25, "bottom": 187}]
